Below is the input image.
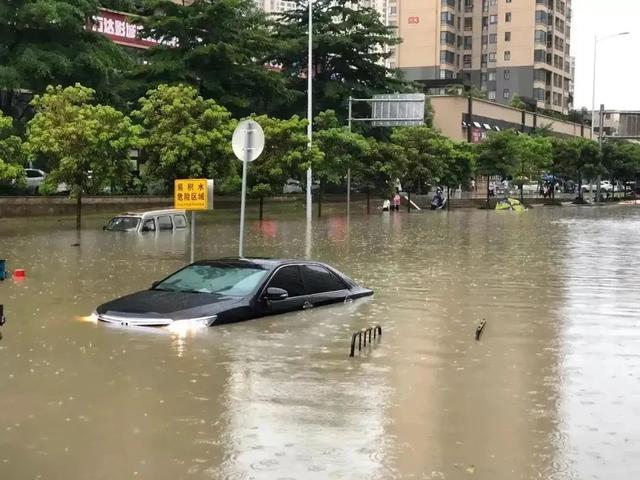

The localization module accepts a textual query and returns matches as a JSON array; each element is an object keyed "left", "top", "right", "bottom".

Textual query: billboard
[
  {"left": 91, "top": 8, "right": 178, "bottom": 49},
  {"left": 371, "top": 93, "right": 425, "bottom": 127}
]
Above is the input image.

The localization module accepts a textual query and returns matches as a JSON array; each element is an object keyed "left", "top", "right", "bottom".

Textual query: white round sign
[{"left": 232, "top": 119, "right": 265, "bottom": 162}]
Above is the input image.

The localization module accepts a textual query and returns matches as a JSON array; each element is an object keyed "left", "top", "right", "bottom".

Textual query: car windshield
[
  {"left": 106, "top": 217, "right": 140, "bottom": 231},
  {"left": 153, "top": 264, "right": 269, "bottom": 296}
]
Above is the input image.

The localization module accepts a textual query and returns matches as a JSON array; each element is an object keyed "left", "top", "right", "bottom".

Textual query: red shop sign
[
  {"left": 91, "top": 8, "right": 178, "bottom": 49},
  {"left": 408, "top": 16, "right": 420, "bottom": 24}
]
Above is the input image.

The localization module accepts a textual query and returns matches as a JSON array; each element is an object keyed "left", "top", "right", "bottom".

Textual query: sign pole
[
  {"left": 232, "top": 119, "right": 264, "bottom": 258},
  {"left": 238, "top": 128, "right": 252, "bottom": 257},
  {"left": 190, "top": 211, "right": 195, "bottom": 263},
  {"left": 347, "top": 96, "right": 352, "bottom": 218}
]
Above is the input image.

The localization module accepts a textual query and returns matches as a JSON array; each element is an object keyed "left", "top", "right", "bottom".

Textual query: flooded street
[{"left": 1, "top": 205, "right": 640, "bottom": 479}]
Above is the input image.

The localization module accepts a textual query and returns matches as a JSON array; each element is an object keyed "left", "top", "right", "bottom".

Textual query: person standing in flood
[{"left": 393, "top": 193, "right": 401, "bottom": 211}]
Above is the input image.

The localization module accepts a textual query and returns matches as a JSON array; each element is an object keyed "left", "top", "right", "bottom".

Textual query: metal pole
[
  {"left": 591, "top": 35, "right": 597, "bottom": 140},
  {"left": 190, "top": 210, "right": 195, "bottom": 263},
  {"left": 306, "top": 0, "right": 313, "bottom": 224},
  {"left": 596, "top": 103, "right": 605, "bottom": 204},
  {"left": 239, "top": 127, "right": 252, "bottom": 257},
  {"left": 347, "top": 96, "right": 352, "bottom": 217}
]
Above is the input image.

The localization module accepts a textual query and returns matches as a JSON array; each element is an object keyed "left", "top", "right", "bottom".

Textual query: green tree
[
  {"left": 0, "top": 111, "right": 25, "bottom": 185},
  {"left": 132, "top": 84, "right": 236, "bottom": 192},
  {"left": 272, "top": 0, "right": 407, "bottom": 119},
  {"left": 551, "top": 137, "right": 599, "bottom": 200},
  {"left": 601, "top": 141, "right": 640, "bottom": 198},
  {"left": 247, "top": 114, "right": 322, "bottom": 219},
  {"left": 510, "top": 135, "right": 552, "bottom": 202},
  {"left": 441, "top": 141, "right": 477, "bottom": 194},
  {"left": 131, "top": 0, "right": 292, "bottom": 116},
  {"left": 0, "top": 0, "right": 130, "bottom": 118},
  {"left": 25, "top": 84, "right": 141, "bottom": 229},
  {"left": 476, "top": 130, "right": 520, "bottom": 204},
  {"left": 390, "top": 126, "right": 454, "bottom": 194},
  {"left": 509, "top": 94, "right": 526, "bottom": 110}
]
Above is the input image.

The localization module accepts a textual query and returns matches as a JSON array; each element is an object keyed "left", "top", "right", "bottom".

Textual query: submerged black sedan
[{"left": 95, "top": 258, "right": 373, "bottom": 327}]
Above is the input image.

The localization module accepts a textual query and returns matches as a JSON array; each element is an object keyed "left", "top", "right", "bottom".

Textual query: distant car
[
  {"left": 94, "top": 258, "right": 373, "bottom": 327},
  {"left": 282, "top": 179, "right": 303, "bottom": 194},
  {"left": 103, "top": 209, "right": 189, "bottom": 233},
  {"left": 24, "top": 168, "right": 46, "bottom": 194}
]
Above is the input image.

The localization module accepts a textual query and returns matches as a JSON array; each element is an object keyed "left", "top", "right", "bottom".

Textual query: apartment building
[
  {"left": 593, "top": 111, "right": 640, "bottom": 139},
  {"left": 398, "top": 0, "right": 574, "bottom": 114}
]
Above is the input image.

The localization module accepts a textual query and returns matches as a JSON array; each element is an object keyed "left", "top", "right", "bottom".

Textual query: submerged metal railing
[
  {"left": 475, "top": 320, "right": 486, "bottom": 340},
  {"left": 349, "top": 325, "right": 382, "bottom": 357}
]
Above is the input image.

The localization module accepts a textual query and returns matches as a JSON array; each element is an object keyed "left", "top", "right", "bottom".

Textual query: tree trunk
[
  {"left": 366, "top": 191, "right": 370, "bottom": 215},
  {"left": 259, "top": 196, "right": 264, "bottom": 221},
  {"left": 520, "top": 184, "right": 524, "bottom": 203},
  {"left": 76, "top": 192, "right": 82, "bottom": 231},
  {"left": 407, "top": 191, "right": 411, "bottom": 213},
  {"left": 577, "top": 171, "right": 583, "bottom": 200},
  {"left": 447, "top": 186, "right": 451, "bottom": 210},
  {"left": 486, "top": 176, "right": 490, "bottom": 208},
  {"left": 317, "top": 187, "right": 322, "bottom": 218}
]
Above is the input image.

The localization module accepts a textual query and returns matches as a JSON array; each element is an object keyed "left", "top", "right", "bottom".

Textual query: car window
[
  {"left": 106, "top": 217, "right": 140, "bottom": 231},
  {"left": 157, "top": 215, "right": 173, "bottom": 230},
  {"left": 26, "top": 170, "right": 42, "bottom": 178},
  {"left": 154, "top": 264, "right": 269, "bottom": 296},
  {"left": 300, "top": 265, "right": 347, "bottom": 294},
  {"left": 142, "top": 219, "right": 156, "bottom": 232},
  {"left": 267, "top": 266, "right": 305, "bottom": 297},
  {"left": 174, "top": 215, "right": 187, "bottom": 229}
]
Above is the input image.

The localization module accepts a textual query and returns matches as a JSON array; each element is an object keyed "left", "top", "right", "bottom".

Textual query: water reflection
[{"left": 1, "top": 207, "right": 640, "bottom": 478}]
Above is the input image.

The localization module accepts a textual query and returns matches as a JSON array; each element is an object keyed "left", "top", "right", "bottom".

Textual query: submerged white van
[{"left": 104, "top": 209, "right": 189, "bottom": 233}]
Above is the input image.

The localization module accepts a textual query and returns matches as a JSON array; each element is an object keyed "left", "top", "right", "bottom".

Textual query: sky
[{"left": 572, "top": 0, "right": 640, "bottom": 110}]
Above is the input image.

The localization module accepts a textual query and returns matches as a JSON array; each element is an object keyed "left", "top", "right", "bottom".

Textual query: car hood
[{"left": 96, "top": 289, "right": 243, "bottom": 323}]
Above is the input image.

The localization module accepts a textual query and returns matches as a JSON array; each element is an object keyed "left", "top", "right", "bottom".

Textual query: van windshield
[{"left": 106, "top": 217, "right": 140, "bottom": 231}]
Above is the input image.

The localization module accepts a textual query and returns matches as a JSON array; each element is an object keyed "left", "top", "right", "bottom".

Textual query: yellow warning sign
[{"left": 174, "top": 179, "right": 209, "bottom": 210}]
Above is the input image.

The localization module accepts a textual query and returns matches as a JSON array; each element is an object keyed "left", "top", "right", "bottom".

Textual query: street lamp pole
[
  {"left": 590, "top": 32, "right": 629, "bottom": 203},
  {"left": 306, "top": 0, "right": 313, "bottom": 224},
  {"left": 591, "top": 32, "right": 630, "bottom": 140}
]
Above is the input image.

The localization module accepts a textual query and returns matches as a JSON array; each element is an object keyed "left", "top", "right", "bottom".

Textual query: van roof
[{"left": 118, "top": 208, "right": 186, "bottom": 217}]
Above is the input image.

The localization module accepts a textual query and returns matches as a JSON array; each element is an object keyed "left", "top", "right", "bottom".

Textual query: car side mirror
[
  {"left": 265, "top": 287, "right": 288, "bottom": 301},
  {"left": 151, "top": 281, "right": 160, "bottom": 289}
]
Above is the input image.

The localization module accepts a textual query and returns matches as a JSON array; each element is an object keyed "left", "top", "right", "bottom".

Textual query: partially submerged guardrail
[
  {"left": 475, "top": 320, "right": 486, "bottom": 340},
  {"left": 350, "top": 325, "right": 382, "bottom": 357}
]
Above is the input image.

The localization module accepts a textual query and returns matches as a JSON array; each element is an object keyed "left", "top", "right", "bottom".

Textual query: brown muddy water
[{"left": 1, "top": 205, "right": 640, "bottom": 479}]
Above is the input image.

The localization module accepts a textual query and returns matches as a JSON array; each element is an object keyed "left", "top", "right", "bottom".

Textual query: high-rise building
[{"left": 397, "top": 0, "right": 574, "bottom": 114}]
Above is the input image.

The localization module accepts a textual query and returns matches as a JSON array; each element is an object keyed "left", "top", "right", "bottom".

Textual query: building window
[
  {"left": 481, "top": 54, "right": 487, "bottom": 68},
  {"left": 489, "top": 15, "right": 497, "bottom": 24},
  {"left": 488, "top": 52, "right": 496, "bottom": 62},
  {"left": 489, "top": 33, "right": 497, "bottom": 44},
  {"left": 535, "top": 30, "right": 546, "bottom": 44},
  {"left": 440, "top": 31, "right": 456, "bottom": 45},
  {"left": 463, "top": 54, "right": 472, "bottom": 69},
  {"left": 488, "top": 72, "right": 496, "bottom": 81},
  {"left": 533, "top": 88, "right": 545, "bottom": 101},
  {"left": 440, "top": 12, "right": 455, "bottom": 26},
  {"left": 464, "top": 36, "right": 473, "bottom": 49},
  {"left": 534, "top": 49, "right": 546, "bottom": 63},
  {"left": 440, "top": 50, "right": 455, "bottom": 64},
  {"left": 533, "top": 69, "right": 547, "bottom": 82},
  {"left": 505, "top": 32, "right": 511, "bottom": 42},
  {"left": 535, "top": 10, "right": 548, "bottom": 24},
  {"left": 488, "top": 91, "right": 496, "bottom": 100},
  {"left": 504, "top": 69, "right": 510, "bottom": 80},
  {"left": 504, "top": 51, "right": 511, "bottom": 61},
  {"left": 464, "top": 17, "right": 473, "bottom": 31},
  {"left": 505, "top": 12, "right": 511, "bottom": 22},
  {"left": 503, "top": 89, "right": 510, "bottom": 99}
]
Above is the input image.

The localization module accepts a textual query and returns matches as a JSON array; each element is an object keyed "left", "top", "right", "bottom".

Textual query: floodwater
[{"left": 1, "top": 205, "right": 640, "bottom": 479}]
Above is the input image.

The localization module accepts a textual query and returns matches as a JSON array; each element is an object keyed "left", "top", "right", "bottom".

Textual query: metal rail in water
[{"left": 349, "top": 325, "right": 382, "bottom": 357}]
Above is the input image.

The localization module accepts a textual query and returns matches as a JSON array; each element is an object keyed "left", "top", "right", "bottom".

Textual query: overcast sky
[{"left": 573, "top": 0, "right": 640, "bottom": 110}]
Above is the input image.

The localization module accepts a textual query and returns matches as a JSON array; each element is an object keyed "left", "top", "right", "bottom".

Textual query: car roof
[
  {"left": 116, "top": 209, "right": 187, "bottom": 217},
  {"left": 192, "top": 257, "right": 325, "bottom": 270}
]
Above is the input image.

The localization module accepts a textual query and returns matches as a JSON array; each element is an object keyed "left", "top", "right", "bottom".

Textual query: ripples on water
[{"left": 1, "top": 206, "right": 640, "bottom": 479}]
